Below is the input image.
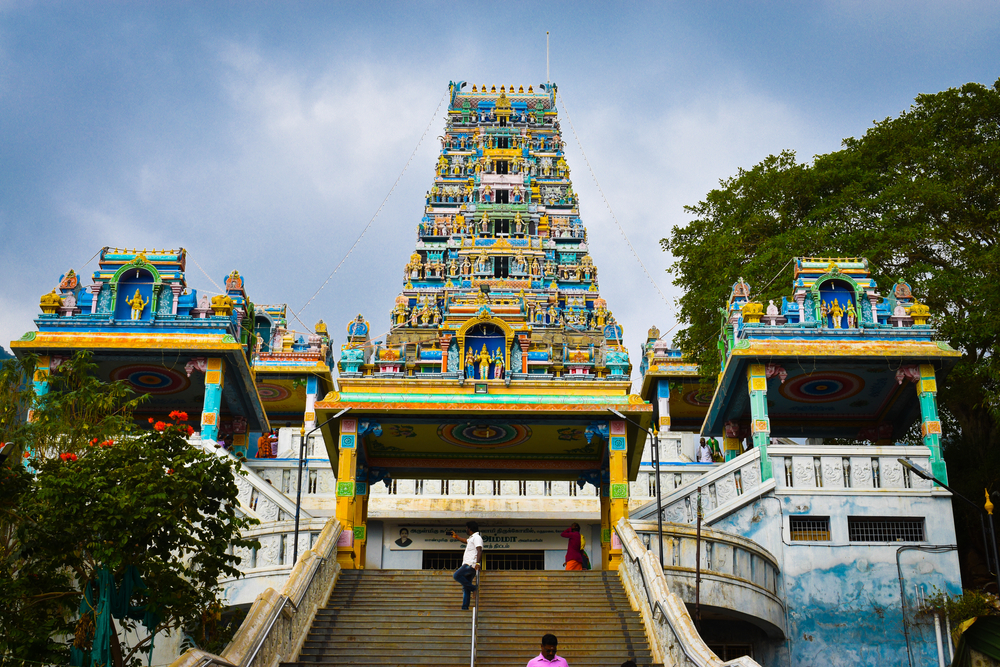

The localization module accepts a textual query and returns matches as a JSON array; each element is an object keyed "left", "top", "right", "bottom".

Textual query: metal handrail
[
  {"left": 244, "top": 595, "right": 290, "bottom": 667},
  {"left": 469, "top": 569, "right": 480, "bottom": 667}
]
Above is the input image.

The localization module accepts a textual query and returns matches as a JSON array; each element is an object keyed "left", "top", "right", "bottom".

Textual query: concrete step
[{"left": 281, "top": 570, "right": 654, "bottom": 667}]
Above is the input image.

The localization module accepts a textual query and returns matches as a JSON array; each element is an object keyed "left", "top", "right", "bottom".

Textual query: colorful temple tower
[
  {"left": 316, "top": 81, "right": 651, "bottom": 570},
  {"left": 12, "top": 248, "right": 270, "bottom": 450}
]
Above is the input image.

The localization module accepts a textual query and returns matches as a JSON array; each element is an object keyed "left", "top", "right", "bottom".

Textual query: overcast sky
[{"left": 2, "top": 2, "right": 999, "bottom": 372}]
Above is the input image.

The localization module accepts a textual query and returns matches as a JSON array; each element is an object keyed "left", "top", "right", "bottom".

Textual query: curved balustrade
[
  {"left": 615, "top": 519, "right": 764, "bottom": 667},
  {"left": 628, "top": 520, "right": 785, "bottom": 638}
]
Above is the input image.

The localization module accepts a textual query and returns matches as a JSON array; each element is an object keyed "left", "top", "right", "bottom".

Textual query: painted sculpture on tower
[{"left": 339, "top": 81, "right": 631, "bottom": 380}]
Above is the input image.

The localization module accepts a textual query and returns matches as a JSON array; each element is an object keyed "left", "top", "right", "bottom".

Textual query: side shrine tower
[{"left": 316, "top": 81, "right": 652, "bottom": 570}]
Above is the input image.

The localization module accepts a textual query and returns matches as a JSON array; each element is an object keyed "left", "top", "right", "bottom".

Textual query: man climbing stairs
[{"left": 281, "top": 569, "right": 660, "bottom": 666}]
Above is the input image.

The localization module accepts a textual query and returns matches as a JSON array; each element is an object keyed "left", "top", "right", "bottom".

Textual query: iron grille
[
  {"left": 789, "top": 516, "right": 831, "bottom": 541},
  {"left": 848, "top": 517, "right": 925, "bottom": 542},
  {"left": 422, "top": 550, "right": 545, "bottom": 571}
]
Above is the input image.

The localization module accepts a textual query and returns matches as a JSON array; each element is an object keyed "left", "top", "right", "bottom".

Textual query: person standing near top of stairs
[
  {"left": 561, "top": 523, "right": 584, "bottom": 571},
  {"left": 449, "top": 521, "right": 483, "bottom": 610},
  {"left": 526, "top": 633, "right": 568, "bottom": 667}
]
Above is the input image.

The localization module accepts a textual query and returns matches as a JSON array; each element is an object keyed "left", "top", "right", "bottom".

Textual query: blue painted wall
[{"left": 710, "top": 491, "right": 960, "bottom": 666}]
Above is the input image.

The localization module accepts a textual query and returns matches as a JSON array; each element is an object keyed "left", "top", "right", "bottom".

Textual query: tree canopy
[
  {"left": 663, "top": 78, "right": 1000, "bottom": 585},
  {"left": 0, "top": 353, "right": 257, "bottom": 666}
]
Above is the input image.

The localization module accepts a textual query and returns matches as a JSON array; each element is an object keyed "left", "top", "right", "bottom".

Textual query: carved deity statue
[
  {"left": 126, "top": 289, "right": 148, "bottom": 320},
  {"left": 476, "top": 252, "right": 490, "bottom": 273},
  {"left": 494, "top": 353, "right": 505, "bottom": 379},
  {"left": 829, "top": 299, "right": 845, "bottom": 329},
  {"left": 465, "top": 347, "right": 475, "bottom": 378},
  {"left": 461, "top": 257, "right": 472, "bottom": 276},
  {"left": 476, "top": 345, "right": 493, "bottom": 379},
  {"left": 846, "top": 302, "right": 857, "bottom": 328},
  {"left": 514, "top": 212, "right": 524, "bottom": 234},
  {"left": 530, "top": 258, "right": 541, "bottom": 278}
]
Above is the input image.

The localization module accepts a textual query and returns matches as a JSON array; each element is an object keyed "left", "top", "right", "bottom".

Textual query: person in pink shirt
[{"left": 526, "top": 633, "right": 568, "bottom": 666}]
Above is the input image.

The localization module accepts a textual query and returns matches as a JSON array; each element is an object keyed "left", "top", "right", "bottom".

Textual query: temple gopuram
[{"left": 315, "top": 81, "right": 651, "bottom": 570}]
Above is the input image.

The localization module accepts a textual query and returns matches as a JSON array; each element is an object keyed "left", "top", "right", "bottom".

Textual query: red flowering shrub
[
  {"left": 169, "top": 410, "right": 189, "bottom": 422},
  {"left": 154, "top": 421, "right": 167, "bottom": 432}
]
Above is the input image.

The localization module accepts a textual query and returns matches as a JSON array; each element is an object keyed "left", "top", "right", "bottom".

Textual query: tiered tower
[
  {"left": 342, "top": 81, "right": 629, "bottom": 380},
  {"left": 318, "top": 82, "right": 651, "bottom": 571}
]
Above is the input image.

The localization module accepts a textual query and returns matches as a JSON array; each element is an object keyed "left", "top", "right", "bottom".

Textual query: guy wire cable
[
  {"left": 557, "top": 90, "right": 674, "bottom": 317},
  {"left": 289, "top": 91, "right": 449, "bottom": 335}
]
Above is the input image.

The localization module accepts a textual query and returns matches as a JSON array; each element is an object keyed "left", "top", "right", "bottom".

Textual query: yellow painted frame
[{"left": 456, "top": 311, "right": 514, "bottom": 375}]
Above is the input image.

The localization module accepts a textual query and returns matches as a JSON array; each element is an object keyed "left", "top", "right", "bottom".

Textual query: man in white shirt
[
  {"left": 450, "top": 521, "right": 483, "bottom": 610},
  {"left": 697, "top": 438, "right": 714, "bottom": 463}
]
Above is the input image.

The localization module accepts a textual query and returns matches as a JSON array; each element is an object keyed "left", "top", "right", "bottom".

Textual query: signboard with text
[{"left": 385, "top": 524, "right": 571, "bottom": 551}]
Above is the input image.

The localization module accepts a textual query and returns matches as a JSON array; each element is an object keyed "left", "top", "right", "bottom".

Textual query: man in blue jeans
[{"left": 450, "top": 521, "right": 483, "bottom": 610}]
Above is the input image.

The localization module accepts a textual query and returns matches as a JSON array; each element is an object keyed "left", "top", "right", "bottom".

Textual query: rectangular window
[
  {"left": 496, "top": 160, "right": 509, "bottom": 174},
  {"left": 279, "top": 535, "right": 287, "bottom": 565},
  {"left": 495, "top": 188, "right": 509, "bottom": 203},
  {"left": 308, "top": 470, "right": 318, "bottom": 494},
  {"left": 281, "top": 469, "right": 291, "bottom": 494},
  {"left": 497, "top": 136, "right": 509, "bottom": 148},
  {"left": 494, "top": 256, "right": 510, "bottom": 278},
  {"left": 789, "top": 516, "right": 831, "bottom": 541},
  {"left": 849, "top": 517, "right": 925, "bottom": 542},
  {"left": 495, "top": 218, "right": 510, "bottom": 235}
]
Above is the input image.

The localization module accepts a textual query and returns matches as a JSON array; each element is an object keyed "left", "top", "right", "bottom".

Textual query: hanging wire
[
  {"left": 187, "top": 253, "right": 226, "bottom": 295},
  {"left": 288, "top": 91, "right": 449, "bottom": 335},
  {"left": 556, "top": 90, "right": 675, "bottom": 317}
]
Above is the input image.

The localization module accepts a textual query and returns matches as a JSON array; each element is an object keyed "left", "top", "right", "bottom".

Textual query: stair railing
[
  {"left": 169, "top": 518, "right": 343, "bottom": 667},
  {"left": 469, "top": 569, "right": 480, "bottom": 667}
]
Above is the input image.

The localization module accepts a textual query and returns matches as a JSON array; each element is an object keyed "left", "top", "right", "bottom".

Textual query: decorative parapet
[
  {"left": 615, "top": 518, "right": 762, "bottom": 667},
  {"left": 631, "top": 448, "right": 773, "bottom": 525},
  {"left": 766, "top": 444, "right": 938, "bottom": 493},
  {"left": 169, "top": 517, "right": 343, "bottom": 667},
  {"left": 627, "top": 520, "right": 784, "bottom": 637}
]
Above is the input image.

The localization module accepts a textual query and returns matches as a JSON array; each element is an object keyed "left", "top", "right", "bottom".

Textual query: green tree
[
  {"left": 0, "top": 353, "right": 258, "bottom": 666},
  {"left": 663, "top": 79, "right": 1000, "bottom": 584}
]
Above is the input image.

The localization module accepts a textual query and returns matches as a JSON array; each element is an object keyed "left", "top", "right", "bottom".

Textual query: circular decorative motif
[
  {"left": 257, "top": 383, "right": 292, "bottom": 402},
  {"left": 438, "top": 423, "right": 532, "bottom": 450},
  {"left": 779, "top": 372, "right": 865, "bottom": 404},
  {"left": 683, "top": 389, "right": 714, "bottom": 407},
  {"left": 110, "top": 365, "right": 190, "bottom": 395}
]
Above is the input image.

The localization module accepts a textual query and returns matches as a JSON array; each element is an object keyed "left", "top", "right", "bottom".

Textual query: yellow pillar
[
  {"left": 608, "top": 419, "right": 629, "bottom": 569},
  {"left": 336, "top": 417, "right": 359, "bottom": 568},
  {"left": 600, "top": 490, "right": 611, "bottom": 569},
  {"left": 353, "top": 479, "right": 369, "bottom": 568}
]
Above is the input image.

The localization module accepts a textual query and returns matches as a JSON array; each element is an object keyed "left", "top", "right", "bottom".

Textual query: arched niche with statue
[
  {"left": 457, "top": 311, "right": 514, "bottom": 379},
  {"left": 109, "top": 255, "right": 163, "bottom": 322},
  {"left": 809, "top": 269, "right": 864, "bottom": 329}
]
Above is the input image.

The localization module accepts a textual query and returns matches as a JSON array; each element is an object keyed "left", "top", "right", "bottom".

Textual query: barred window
[
  {"left": 789, "top": 516, "right": 831, "bottom": 541},
  {"left": 849, "top": 517, "right": 925, "bottom": 542}
]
